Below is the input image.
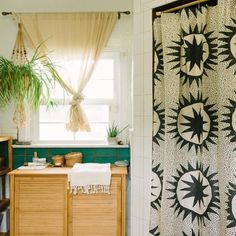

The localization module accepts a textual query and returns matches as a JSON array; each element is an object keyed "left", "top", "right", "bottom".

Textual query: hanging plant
[{"left": 0, "top": 23, "right": 62, "bottom": 128}]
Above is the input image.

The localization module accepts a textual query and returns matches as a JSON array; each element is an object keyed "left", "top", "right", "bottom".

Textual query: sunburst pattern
[
  {"left": 151, "top": 4, "right": 234, "bottom": 235},
  {"left": 153, "top": 41, "right": 164, "bottom": 84},
  {"left": 181, "top": 5, "right": 207, "bottom": 18},
  {"left": 168, "top": 93, "right": 218, "bottom": 153},
  {"left": 150, "top": 225, "right": 160, "bottom": 236},
  {"left": 183, "top": 229, "right": 201, "bottom": 236},
  {"left": 226, "top": 180, "right": 236, "bottom": 228},
  {"left": 219, "top": 18, "right": 236, "bottom": 75},
  {"left": 153, "top": 101, "right": 165, "bottom": 146},
  {"left": 151, "top": 163, "right": 164, "bottom": 210},
  {"left": 222, "top": 94, "right": 236, "bottom": 151},
  {"left": 168, "top": 24, "right": 217, "bottom": 87},
  {"left": 167, "top": 162, "right": 220, "bottom": 226}
]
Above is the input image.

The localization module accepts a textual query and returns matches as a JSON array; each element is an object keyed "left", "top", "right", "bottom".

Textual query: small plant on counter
[
  {"left": 106, "top": 121, "right": 129, "bottom": 145},
  {"left": 106, "top": 121, "right": 129, "bottom": 137}
]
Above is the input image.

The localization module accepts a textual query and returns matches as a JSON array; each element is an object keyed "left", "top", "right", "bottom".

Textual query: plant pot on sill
[{"left": 107, "top": 137, "right": 118, "bottom": 145}]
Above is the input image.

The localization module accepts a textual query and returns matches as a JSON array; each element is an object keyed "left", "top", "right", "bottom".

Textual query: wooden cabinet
[
  {"left": 9, "top": 166, "right": 127, "bottom": 236},
  {"left": 69, "top": 177, "right": 122, "bottom": 236},
  {"left": 0, "top": 136, "right": 13, "bottom": 236},
  {"left": 13, "top": 176, "right": 68, "bottom": 236}
]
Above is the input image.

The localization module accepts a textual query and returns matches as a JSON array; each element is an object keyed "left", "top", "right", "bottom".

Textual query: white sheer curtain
[{"left": 14, "top": 12, "right": 117, "bottom": 132}]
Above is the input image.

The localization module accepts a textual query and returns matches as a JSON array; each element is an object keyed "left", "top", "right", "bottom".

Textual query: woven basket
[
  {"left": 52, "top": 155, "right": 64, "bottom": 167},
  {"left": 65, "top": 152, "right": 82, "bottom": 167}
]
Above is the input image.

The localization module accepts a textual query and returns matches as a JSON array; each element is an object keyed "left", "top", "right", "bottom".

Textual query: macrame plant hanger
[
  {"left": 12, "top": 23, "right": 28, "bottom": 129},
  {"left": 11, "top": 23, "right": 27, "bottom": 65}
]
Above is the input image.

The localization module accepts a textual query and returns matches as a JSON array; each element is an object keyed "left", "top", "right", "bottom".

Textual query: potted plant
[
  {"left": 106, "top": 121, "right": 129, "bottom": 145},
  {"left": 0, "top": 47, "right": 62, "bottom": 130}
]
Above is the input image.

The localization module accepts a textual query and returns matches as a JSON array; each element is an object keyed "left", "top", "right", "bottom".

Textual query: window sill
[{"left": 12, "top": 143, "right": 130, "bottom": 148}]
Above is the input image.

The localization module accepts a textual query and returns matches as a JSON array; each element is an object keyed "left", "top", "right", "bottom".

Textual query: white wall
[
  {"left": 0, "top": 0, "right": 132, "bottom": 12},
  {"left": 131, "top": 0, "right": 175, "bottom": 235}
]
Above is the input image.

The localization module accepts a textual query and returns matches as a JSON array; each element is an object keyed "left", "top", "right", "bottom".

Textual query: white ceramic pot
[{"left": 107, "top": 137, "right": 118, "bottom": 145}]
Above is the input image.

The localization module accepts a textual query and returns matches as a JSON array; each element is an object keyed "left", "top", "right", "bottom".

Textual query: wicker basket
[
  {"left": 65, "top": 152, "right": 82, "bottom": 167},
  {"left": 52, "top": 155, "right": 64, "bottom": 167}
]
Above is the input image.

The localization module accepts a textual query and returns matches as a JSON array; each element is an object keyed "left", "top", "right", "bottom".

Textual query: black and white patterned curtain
[{"left": 150, "top": 1, "right": 236, "bottom": 235}]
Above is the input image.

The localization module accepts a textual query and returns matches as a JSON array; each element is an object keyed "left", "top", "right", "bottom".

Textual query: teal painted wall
[{"left": 12, "top": 147, "right": 130, "bottom": 169}]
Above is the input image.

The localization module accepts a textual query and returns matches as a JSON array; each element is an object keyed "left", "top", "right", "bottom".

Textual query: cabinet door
[
  {"left": 70, "top": 176, "right": 122, "bottom": 236},
  {"left": 14, "top": 176, "right": 67, "bottom": 236}
]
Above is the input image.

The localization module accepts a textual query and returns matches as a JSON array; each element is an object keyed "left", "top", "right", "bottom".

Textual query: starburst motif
[
  {"left": 168, "top": 93, "right": 218, "bottom": 153},
  {"left": 226, "top": 180, "right": 236, "bottom": 228},
  {"left": 168, "top": 24, "right": 217, "bottom": 87},
  {"left": 181, "top": 107, "right": 208, "bottom": 143},
  {"left": 153, "top": 41, "right": 164, "bottom": 84},
  {"left": 181, "top": 5, "right": 207, "bottom": 18},
  {"left": 150, "top": 225, "right": 160, "bottom": 236},
  {"left": 181, "top": 173, "right": 209, "bottom": 208},
  {"left": 222, "top": 93, "right": 236, "bottom": 151},
  {"left": 150, "top": 162, "right": 163, "bottom": 236},
  {"left": 167, "top": 162, "right": 220, "bottom": 226},
  {"left": 153, "top": 101, "right": 165, "bottom": 146},
  {"left": 183, "top": 229, "right": 201, "bottom": 236},
  {"left": 219, "top": 18, "right": 236, "bottom": 75},
  {"left": 151, "top": 163, "right": 163, "bottom": 210},
  {"left": 184, "top": 36, "right": 205, "bottom": 71}
]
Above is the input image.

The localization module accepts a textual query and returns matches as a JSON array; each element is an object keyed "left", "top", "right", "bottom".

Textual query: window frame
[{"left": 31, "top": 51, "right": 124, "bottom": 144}]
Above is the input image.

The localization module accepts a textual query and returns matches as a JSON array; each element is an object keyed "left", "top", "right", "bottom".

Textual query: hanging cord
[
  {"left": 12, "top": 23, "right": 28, "bottom": 128},
  {"left": 11, "top": 23, "right": 28, "bottom": 64}
]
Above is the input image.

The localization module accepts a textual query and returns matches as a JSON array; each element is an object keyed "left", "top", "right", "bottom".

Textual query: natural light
[{"left": 38, "top": 55, "right": 117, "bottom": 142}]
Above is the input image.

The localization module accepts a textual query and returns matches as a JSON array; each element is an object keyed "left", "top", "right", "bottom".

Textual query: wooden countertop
[{"left": 9, "top": 165, "right": 127, "bottom": 176}]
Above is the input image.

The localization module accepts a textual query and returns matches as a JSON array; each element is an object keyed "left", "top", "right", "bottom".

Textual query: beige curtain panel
[{"left": 14, "top": 12, "right": 117, "bottom": 132}]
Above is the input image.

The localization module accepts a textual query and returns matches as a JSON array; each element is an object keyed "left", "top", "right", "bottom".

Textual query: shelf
[
  {"left": 0, "top": 137, "right": 11, "bottom": 143},
  {"left": 0, "top": 139, "right": 11, "bottom": 235},
  {"left": 0, "top": 168, "right": 10, "bottom": 177},
  {"left": 0, "top": 136, "right": 12, "bottom": 170},
  {"left": 0, "top": 231, "right": 9, "bottom": 236},
  {"left": 0, "top": 199, "right": 9, "bottom": 212}
]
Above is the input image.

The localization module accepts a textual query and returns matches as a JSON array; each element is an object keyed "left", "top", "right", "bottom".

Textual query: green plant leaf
[
  {"left": 0, "top": 46, "right": 63, "bottom": 114},
  {"left": 106, "top": 121, "right": 129, "bottom": 137}
]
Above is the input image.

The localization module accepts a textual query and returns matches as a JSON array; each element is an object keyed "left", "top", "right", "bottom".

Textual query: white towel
[{"left": 68, "top": 163, "right": 111, "bottom": 194}]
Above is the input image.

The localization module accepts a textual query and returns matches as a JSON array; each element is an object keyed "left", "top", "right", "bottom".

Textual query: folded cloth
[{"left": 68, "top": 163, "right": 111, "bottom": 194}]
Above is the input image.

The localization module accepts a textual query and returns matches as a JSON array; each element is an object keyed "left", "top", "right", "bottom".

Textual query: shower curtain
[{"left": 151, "top": 1, "right": 236, "bottom": 235}]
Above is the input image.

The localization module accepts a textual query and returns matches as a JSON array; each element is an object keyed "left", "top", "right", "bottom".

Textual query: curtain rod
[
  {"left": 155, "top": 0, "right": 213, "bottom": 16},
  {"left": 118, "top": 11, "right": 131, "bottom": 19},
  {"left": 2, "top": 11, "right": 131, "bottom": 19},
  {"left": 2, "top": 12, "right": 12, "bottom": 16}
]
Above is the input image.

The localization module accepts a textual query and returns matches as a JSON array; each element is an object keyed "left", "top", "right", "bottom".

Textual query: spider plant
[{"left": 0, "top": 47, "right": 63, "bottom": 126}]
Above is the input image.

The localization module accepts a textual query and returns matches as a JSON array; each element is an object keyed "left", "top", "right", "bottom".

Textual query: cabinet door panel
[
  {"left": 71, "top": 176, "right": 122, "bottom": 236},
  {"left": 14, "top": 176, "right": 67, "bottom": 236}
]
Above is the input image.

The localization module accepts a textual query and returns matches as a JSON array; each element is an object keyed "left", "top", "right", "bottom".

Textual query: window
[{"left": 34, "top": 52, "right": 121, "bottom": 143}]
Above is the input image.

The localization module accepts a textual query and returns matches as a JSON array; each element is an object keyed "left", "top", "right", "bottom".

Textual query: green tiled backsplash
[{"left": 12, "top": 147, "right": 130, "bottom": 169}]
